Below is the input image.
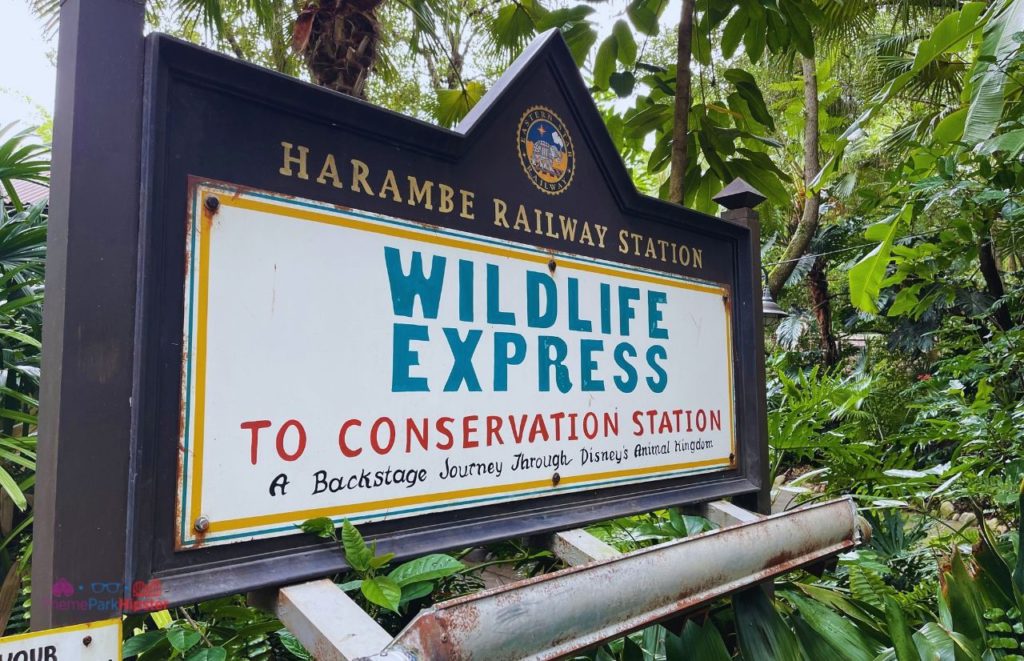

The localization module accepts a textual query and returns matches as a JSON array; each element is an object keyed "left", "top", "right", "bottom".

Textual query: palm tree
[{"left": 293, "top": 0, "right": 387, "bottom": 98}]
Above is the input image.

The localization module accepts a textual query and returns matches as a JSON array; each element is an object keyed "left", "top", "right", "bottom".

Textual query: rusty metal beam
[{"left": 374, "top": 497, "right": 861, "bottom": 661}]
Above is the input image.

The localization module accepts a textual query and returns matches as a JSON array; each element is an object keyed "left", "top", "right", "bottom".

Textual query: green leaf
[
  {"left": 884, "top": 596, "right": 919, "bottom": 661},
  {"left": 612, "top": 20, "right": 637, "bottom": 66},
  {"left": 562, "top": 22, "right": 598, "bottom": 67},
  {"left": 399, "top": 581, "right": 435, "bottom": 606},
  {"left": 626, "top": 0, "right": 664, "bottom": 35},
  {"left": 743, "top": 10, "right": 767, "bottom": 64},
  {"left": 361, "top": 576, "right": 402, "bottom": 613},
  {"left": 733, "top": 588, "right": 804, "bottom": 661},
  {"left": 369, "top": 552, "right": 395, "bottom": 570},
  {"left": 609, "top": 71, "right": 636, "bottom": 97},
  {"left": 593, "top": 36, "right": 617, "bottom": 89},
  {"left": 388, "top": 554, "right": 464, "bottom": 587},
  {"left": 122, "top": 630, "right": 166, "bottom": 658},
  {"left": 678, "top": 620, "right": 731, "bottom": 660},
  {"left": 849, "top": 219, "right": 901, "bottom": 313},
  {"left": 933, "top": 107, "right": 968, "bottom": 144},
  {"left": 0, "top": 466, "right": 26, "bottom": 511},
  {"left": 341, "top": 520, "right": 373, "bottom": 572},
  {"left": 435, "top": 81, "right": 486, "bottom": 128},
  {"left": 721, "top": 10, "right": 749, "bottom": 59},
  {"left": 186, "top": 648, "right": 227, "bottom": 661},
  {"left": 167, "top": 628, "right": 202, "bottom": 653},
  {"left": 786, "top": 591, "right": 878, "bottom": 661},
  {"left": 299, "top": 517, "right": 335, "bottom": 539},
  {"left": 964, "top": 0, "right": 1024, "bottom": 145},
  {"left": 0, "top": 328, "right": 40, "bottom": 349},
  {"left": 337, "top": 579, "right": 363, "bottom": 592},
  {"left": 622, "top": 637, "right": 645, "bottom": 661},
  {"left": 276, "top": 629, "right": 312, "bottom": 661},
  {"left": 978, "top": 128, "right": 1024, "bottom": 157},
  {"left": 724, "top": 68, "right": 774, "bottom": 130}
]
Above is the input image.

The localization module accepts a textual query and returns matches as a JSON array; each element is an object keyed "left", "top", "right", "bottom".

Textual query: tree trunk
[
  {"left": 668, "top": 0, "right": 695, "bottom": 205},
  {"left": 979, "top": 232, "right": 1012, "bottom": 332},
  {"left": 768, "top": 54, "right": 820, "bottom": 298},
  {"left": 808, "top": 256, "right": 840, "bottom": 368}
]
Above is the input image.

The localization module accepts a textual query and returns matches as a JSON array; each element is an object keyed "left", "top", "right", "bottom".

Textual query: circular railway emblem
[{"left": 517, "top": 106, "right": 575, "bottom": 195}]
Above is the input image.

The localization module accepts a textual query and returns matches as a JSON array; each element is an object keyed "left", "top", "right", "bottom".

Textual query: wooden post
[
  {"left": 713, "top": 179, "right": 770, "bottom": 515},
  {"left": 32, "top": 0, "right": 145, "bottom": 627}
]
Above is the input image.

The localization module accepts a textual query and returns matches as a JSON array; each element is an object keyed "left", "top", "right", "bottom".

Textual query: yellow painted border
[
  {"left": 0, "top": 618, "right": 122, "bottom": 654},
  {"left": 184, "top": 185, "right": 738, "bottom": 539}
]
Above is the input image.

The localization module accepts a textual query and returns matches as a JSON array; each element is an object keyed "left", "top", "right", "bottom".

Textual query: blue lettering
[
  {"left": 392, "top": 323, "right": 430, "bottom": 391},
  {"left": 384, "top": 247, "right": 446, "bottom": 319},
  {"left": 538, "top": 336, "right": 572, "bottom": 393},
  {"left": 443, "top": 328, "right": 483, "bottom": 392},
  {"left": 645, "top": 345, "right": 668, "bottom": 393},
  {"left": 493, "top": 332, "right": 527, "bottom": 391}
]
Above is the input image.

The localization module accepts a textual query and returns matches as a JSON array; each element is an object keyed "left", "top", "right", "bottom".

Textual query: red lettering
[
  {"left": 407, "top": 418, "right": 428, "bottom": 452},
  {"left": 710, "top": 409, "right": 721, "bottom": 431},
  {"left": 338, "top": 419, "right": 362, "bottom": 457},
  {"left": 583, "top": 412, "right": 598, "bottom": 439},
  {"left": 276, "top": 419, "right": 306, "bottom": 461},
  {"left": 508, "top": 414, "right": 528, "bottom": 443},
  {"left": 241, "top": 420, "right": 272, "bottom": 465},
  {"left": 658, "top": 411, "right": 673, "bottom": 434},
  {"left": 435, "top": 417, "right": 455, "bottom": 450},
  {"left": 632, "top": 410, "right": 643, "bottom": 436},
  {"left": 486, "top": 416, "right": 504, "bottom": 446},
  {"left": 695, "top": 409, "right": 707, "bottom": 432},
  {"left": 463, "top": 415, "right": 479, "bottom": 448},
  {"left": 370, "top": 417, "right": 396, "bottom": 454},
  {"left": 528, "top": 414, "right": 549, "bottom": 442},
  {"left": 603, "top": 412, "right": 619, "bottom": 436}
]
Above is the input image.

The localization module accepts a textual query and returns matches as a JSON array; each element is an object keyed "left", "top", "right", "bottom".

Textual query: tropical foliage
[{"left": 6, "top": 0, "right": 1024, "bottom": 657}]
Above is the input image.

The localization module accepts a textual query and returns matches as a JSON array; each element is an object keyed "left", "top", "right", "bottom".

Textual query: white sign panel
[
  {"left": 177, "top": 183, "right": 736, "bottom": 548},
  {"left": 0, "top": 619, "right": 121, "bottom": 661}
]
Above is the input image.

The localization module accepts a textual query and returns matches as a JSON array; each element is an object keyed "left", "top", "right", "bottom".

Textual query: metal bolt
[
  {"left": 204, "top": 195, "right": 220, "bottom": 212},
  {"left": 552, "top": 472, "right": 561, "bottom": 486},
  {"left": 194, "top": 515, "right": 210, "bottom": 533},
  {"left": 82, "top": 636, "right": 92, "bottom": 647},
  {"left": 441, "top": 633, "right": 449, "bottom": 643},
  {"left": 548, "top": 258, "right": 556, "bottom": 272},
  {"left": 729, "top": 453, "right": 735, "bottom": 462}
]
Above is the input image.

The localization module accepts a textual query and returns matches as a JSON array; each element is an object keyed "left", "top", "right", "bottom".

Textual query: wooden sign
[{"left": 35, "top": 11, "right": 769, "bottom": 615}]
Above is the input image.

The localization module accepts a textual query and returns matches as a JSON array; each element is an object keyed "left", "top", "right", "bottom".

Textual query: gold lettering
[
  {"left": 559, "top": 215, "right": 577, "bottom": 241},
  {"left": 533, "top": 208, "right": 543, "bottom": 234},
  {"left": 514, "top": 205, "right": 531, "bottom": 233},
  {"left": 407, "top": 177, "right": 434, "bottom": 210},
  {"left": 594, "top": 224, "right": 608, "bottom": 249},
  {"left": 693, "top": 248, "right": 703, "bottom": 269},
  {"left": 350, "top": 159, "right": 374, "bottom": 195},
  {"left": 279, "top": 142, "right": 309, "bottom": 180},
  {"left": 460, "top": 190, "right": 475, "bottom": 220},
  {"left": 644, "top": 238, "right": 657, "bottom": 259},
  {"left": 493, "top": 198, "right": 509, "bottom": 227},
  {"left": 657, "top": 239, "right": 670, "bottom": 262},
  {"left": 438, "top": 184, "right": 455, "bottom": 213},
  {"left": 618, "top": 229, "right": 630, "bottom": 253},
  {"left": 379, "top": 169, "right": 402, "bottom": 202},
  {"left": 544, "top": 212, "right": 558, "bottom": 239},
  {"left": 631, "top": 232, "right": 643, "bottom": 256},
  {"left": 678, "top": 245, "right": 691, "bottom": 266},
  {"left": 316, "top": 153, "right": 343, "bottom": 188},
  {"left": 579, "top": 222, "right": 594, "bottom": 246}
]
